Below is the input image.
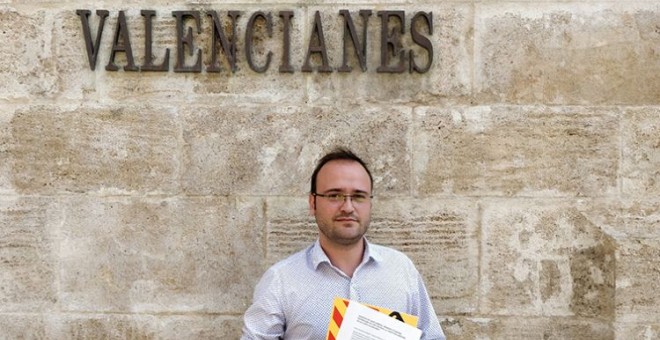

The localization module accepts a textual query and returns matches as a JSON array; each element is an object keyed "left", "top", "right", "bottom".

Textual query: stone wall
[{"left": 1, "top": 1, "right": 658, "bottom": 339}]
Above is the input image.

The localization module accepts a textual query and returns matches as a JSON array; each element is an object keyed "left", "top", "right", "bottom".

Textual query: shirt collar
[{"left": 311, "top": 237, "right": 383, "bottom": 270}]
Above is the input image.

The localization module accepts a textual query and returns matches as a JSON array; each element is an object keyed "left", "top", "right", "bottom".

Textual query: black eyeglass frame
[{"left": 312, "top": 192, "right": 373, "bottom": 203}]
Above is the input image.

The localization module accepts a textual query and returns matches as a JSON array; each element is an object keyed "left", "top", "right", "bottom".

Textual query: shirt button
[{"left": 349, "top": 286, "right": 358, "bottom": 300}]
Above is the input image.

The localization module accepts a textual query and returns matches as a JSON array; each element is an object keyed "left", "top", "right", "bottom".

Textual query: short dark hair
[{"left": 310, "top": 147, "right": 373, "bottom": 194}]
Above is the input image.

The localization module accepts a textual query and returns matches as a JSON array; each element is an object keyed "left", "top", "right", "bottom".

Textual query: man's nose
[{"left": 339, "top": 196, "right": 355, "bottom": 212}]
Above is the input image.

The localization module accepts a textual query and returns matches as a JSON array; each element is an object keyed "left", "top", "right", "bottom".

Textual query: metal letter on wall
[
  {"left": 76, "top": 9, "right": 109, "bottom": 71},
  {"left": 141, "top": 10, "right": 170, "bottom": 71},
  {"left": 278, "top": 11, "right": 294, "bottom": 73},
  {"left": 410, "top": 12, "right": 433, "bottom": 73},
  {"left": 302, "top": 11, "right": 332, "bottom": 72},
  {"left": 207, "top": 11, "right": 240, "bottom": 73},
  {"left": 246, "top": 11, "right": 273, "bottom": 73},
  {"left": 106, "top": 10, "right": 138, "bottom": 71},
  {"left": 172, "top": 11, "right": 202, "bottom": 73},
  {"left": 377, "top": 11, "right": 406, "bottom": 73},
  {"left": 338, "top": 9, "right": 372, "bottom": 72}
]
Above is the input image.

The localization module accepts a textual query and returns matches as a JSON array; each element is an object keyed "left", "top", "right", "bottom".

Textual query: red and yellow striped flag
[{"left": 325, "top": 297, "right": 419, "bottom": 340}]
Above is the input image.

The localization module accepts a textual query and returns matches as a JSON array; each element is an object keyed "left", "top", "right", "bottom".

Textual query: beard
[{"left": 316, "top": 213, "right": 370, "bottom": 246}]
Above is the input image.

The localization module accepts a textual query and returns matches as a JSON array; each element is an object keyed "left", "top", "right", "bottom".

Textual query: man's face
[{"left": 309, "top": 160, "right": 372, "bottom": 247}]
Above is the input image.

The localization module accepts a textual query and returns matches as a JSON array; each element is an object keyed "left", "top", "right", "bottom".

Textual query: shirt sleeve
[
  {"left": 414, "top": 269, "right": 446, "bottom": 340},
  {"left": 241, "top": 268, "right": 286, "bottom": 340}
]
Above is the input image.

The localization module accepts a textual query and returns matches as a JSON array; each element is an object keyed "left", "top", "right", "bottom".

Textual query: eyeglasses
[{"left": 313, "top": 193, "right": 373, "bottom": 204}]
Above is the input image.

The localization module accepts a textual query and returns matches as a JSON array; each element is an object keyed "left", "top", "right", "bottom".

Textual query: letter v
[{"left": 76, "top": 9, "right": 109, "bottom": 70}]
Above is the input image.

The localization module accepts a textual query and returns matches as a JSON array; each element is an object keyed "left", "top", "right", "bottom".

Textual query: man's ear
[{"left": 308, "top": 194, "right": 316, "bottom": 215}]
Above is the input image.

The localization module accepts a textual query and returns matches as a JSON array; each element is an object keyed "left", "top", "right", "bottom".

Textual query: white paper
[{"left": 335, "top": 301, "right": 422, "bottom": 340}]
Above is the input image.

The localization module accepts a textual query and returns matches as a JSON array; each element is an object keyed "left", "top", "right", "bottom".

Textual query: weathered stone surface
[
  {"left": 265, "top": 196, "right": 480, "bottom": 314},
  {"left": 51, "top": 314, "right": 160, "bottom": 339},
  {"left": 475, "top": 3, "right": 660, "bottom": 104},
  {"left": 1, "top": 1, "right": 659, "bottom": 338},
  {"left": 0, "top": 111, "right": 12, "bottom": 193},
  {"left": 0, "top": 197, "right": 56, "bottom": 312},
  {"left": 56, "top": 7, "right": 306, "bottom": 104},
  {"left": 54, "top": 4, "right": 473, "bottom": 104},
  {"left": 481, "top": 199, "right": 615, "bottom": 318},
  {"left": 182, "top": 104, "right": 411, "bottom": 195},
  {"left": 48, "top": 314, "right": 242, "bottom": 339},
  {"left": 0, "top": 314, "right": 47, "bottom": 339},
  {"left": 306, "top": 4, "right": 472, "bottom": 105},
  {"left": 370, "top": 198, "right": 479, "bottom": 314},
  {"left": 265, "top": 197, "right": 317, "bottom": 265},
  {"left": 414, "top": 106, "right": 619, "bottom": 196},
  {"left": 579, "top": 198, "right": 660, "bottom": 239},
  {"left": 8, "top": 105, "right": 180, "bottom": 195},
  {"left": 622, "top": 107, "right": 660, "bottom": 197},
  {"left": 615, "top": 238, "right": 660, "bottom": 324},
  {"left": 52, "top": 8, "right": 99, "bottom": 100},
  {"left": 614, "top": 322, "right": 660, "bottom": 340},
  {"left": 157, "top": 315, "right": 243, "bottom": 340},
  {"left": 441, "top": 316, "right": 613, "bottom": 340},
  {"left": 0, "top": 9, "right": 57, "bottom": 100},
  {"left": 58, "top": 196, "right": 264, "bottom": 313}
]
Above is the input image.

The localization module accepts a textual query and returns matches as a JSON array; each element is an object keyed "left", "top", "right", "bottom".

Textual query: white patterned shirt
[{"left": 241, "top": 238, "right": 446, "bottom": 340}]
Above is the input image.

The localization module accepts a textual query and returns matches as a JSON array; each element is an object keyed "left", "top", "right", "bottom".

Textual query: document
[{"left": 326, "top": 298, "right": 422, "bottom": 340}]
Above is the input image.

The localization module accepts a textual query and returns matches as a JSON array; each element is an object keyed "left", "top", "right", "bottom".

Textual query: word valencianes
[{"left": 76, "top": 9, "right": 434, "bottom": 74}]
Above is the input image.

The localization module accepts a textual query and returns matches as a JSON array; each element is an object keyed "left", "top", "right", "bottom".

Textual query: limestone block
[
  {"left": 56, "top": 7, "right": 306, "bottom": 104},
  {"left": 52, "top": 8, "right": 99, "bottom": 100},
  {"left": 441, "top": 316, "right": 612, "bottom": 340},
  {"left": 0, "top": 197, "right": 56, "bottom": 312},
  {"left": 265, "top": 196, "right": 317, "bottom": 265},
  {"left": 481, "top": 199, "right": 615, "bottom": 318},
  {"left": 614, "top": 322, "right": 660, "bottom": 340},
  {"left": 622, "top": 107, "right": 660, "bottom": 196},
  {"left": 182, "top": 104, "right": 411, "bottom": 195},
  {"left": 0, "top": 314, "right": 46, "bottom": 339},
  {"left": 369, "top": 198, "right": 479, "bottom": 314},
  {"left": 50, "top": 314, "right": 160, "bottom": 339},
  {"left": 0, "top": 9, "right": 57, "bottom": 100},
  {"left": 413, "top": 106, "right": 619, "bottom": 196},
  {"left": 305, "top": 4, "right": 472, "bottom": 105},
  {"left": 579, "top": 198, "right": 660, "bottom": 239},
  {"left": 58, "top": 196, "right": 264, "bottom": 313},
  {"left": 0, "top": 111, "right": 12, "bottom": 193},
  {"left": 49, "top": 314, "right": 242, "bottom": 339},
  {"left": 476, "top": 3, "right": 660, "bottom": 104},
  {"left": 615, "top": 238, "right": 660, "bottom": 324},
  {"left": 157, "top": 315, "right": 243, "bottom": 340},
  {"left": 8, "top": 105, "right": 180, "bottom": 195}
]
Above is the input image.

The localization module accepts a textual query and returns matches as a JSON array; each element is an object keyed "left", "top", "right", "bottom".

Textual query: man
[{"left": 242, "top": 148, "right": 446, "bottom": 340}]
